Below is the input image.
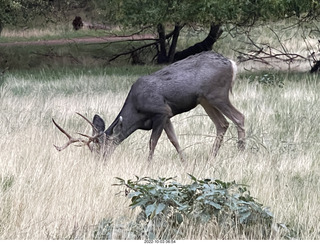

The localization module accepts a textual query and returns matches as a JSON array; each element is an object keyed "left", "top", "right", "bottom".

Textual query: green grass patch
[{"left": 0, "top": 39, "right": 156, "bottom": 70}]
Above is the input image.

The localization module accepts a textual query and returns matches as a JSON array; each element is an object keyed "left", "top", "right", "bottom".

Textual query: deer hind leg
[
  {"left": 214, "top": 101, "right": 245, "bottom": 151},
  {"left": 201, "top": 101, "right": 229, "bottom": 157},
  {"left": 164, "top": 119, "right": 185, "bottom": 162}
]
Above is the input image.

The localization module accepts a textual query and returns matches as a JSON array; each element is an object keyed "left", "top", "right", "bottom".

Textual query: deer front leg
[
  {"left": 148, "top": 114, "right": 167, "bottom": 161},
  {"left": 210, "top": 116, "right": 229, "bottom": 158},
  {"left": 236, "top": 126, "right": 246, "bottom": 151}
]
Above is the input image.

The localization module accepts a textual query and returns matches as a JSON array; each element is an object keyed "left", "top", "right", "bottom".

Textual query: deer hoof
[{"left": 237, "top": 140, "right": 246, "bottom": 151}]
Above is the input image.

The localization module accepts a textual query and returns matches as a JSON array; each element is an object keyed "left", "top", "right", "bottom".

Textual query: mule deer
[{"left": 52, "top": 51, "right": 245, "bottom": 161}]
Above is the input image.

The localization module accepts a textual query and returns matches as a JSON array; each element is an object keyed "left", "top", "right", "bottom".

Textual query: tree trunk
[
  {"left": 168, "top": 25, "right": 182, "bottom": 63},
  {"left": 173, "top": 23, "right": 223, "bottom": 62},
  {"left": 0, "top": 21, "right": 3, "bottom": 36},
  {"left": 310, "top": 61, "right": 320, "bottom": 73},
  {"left": 157, "top": 23, "right": 168, "bottom": 64}
]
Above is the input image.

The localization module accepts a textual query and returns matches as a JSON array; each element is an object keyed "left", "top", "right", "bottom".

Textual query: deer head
[{"left": 52, "top": 113, "right": 123, "bottom": 158}]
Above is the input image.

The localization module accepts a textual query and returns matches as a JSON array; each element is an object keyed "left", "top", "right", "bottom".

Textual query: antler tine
[
  {"left": 77, "top": 132, "right": 103, "bottom": 152},
  {"left": 77, "top": 131, "right": 104, "bottom": 139},
  {"left": 78, "top": 129, "right": 105, "bottom": 143},
  {"left": 52, "top": 118, "right": 87, "bottom": 152},
  {"left": 76, "top": 112, "right": 99, "bottom": 134},
  {"left": 75, "top": 112, "right": 102, "bottom": 151},
  {"left": 52, "top": 118, "right": 72, "bottom": 140}
]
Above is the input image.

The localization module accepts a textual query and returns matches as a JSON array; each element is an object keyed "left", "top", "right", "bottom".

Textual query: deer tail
[{"left": 230, "top": 60, "right": 237, "bottom": 95}]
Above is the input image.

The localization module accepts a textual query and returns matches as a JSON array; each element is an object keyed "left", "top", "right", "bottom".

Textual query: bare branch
[
  {"left": 234, "top": 27, "right": 308, "bottom": 68},
  {"left": 109, "top": 41, "right": 158, "bottom": 62}
]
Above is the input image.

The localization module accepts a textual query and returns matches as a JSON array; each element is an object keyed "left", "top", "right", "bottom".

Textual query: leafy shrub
[{"left": 113, "top": 174, "right": 274, "bottom": 239}]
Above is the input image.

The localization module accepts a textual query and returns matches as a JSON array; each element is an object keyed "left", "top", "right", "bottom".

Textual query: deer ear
[
  {"left": 93, "top": 114, "right": 105, "bottom": 133},
  {"left": 112, "top": 116, "right": 123, "bottom": 136}
]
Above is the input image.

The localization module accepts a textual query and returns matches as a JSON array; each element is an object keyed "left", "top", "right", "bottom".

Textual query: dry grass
[
  {"left": 0, "top": 64, "right": 320, "bottom": 239},
  {"left": 1, "top": 27, "right": 66, "bottom": 39}
]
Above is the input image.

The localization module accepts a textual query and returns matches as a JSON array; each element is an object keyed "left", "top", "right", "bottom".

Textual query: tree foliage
[
  {"left": 0, "top": 0, "right": 21, "bottom": 31},
  {"left": 2, "top": 0, "right": 320, "bottom": 64},
  {"left": 0, "top": 0, "right": 52, "bottom": 33},
  {"left": 1, "top": 0, "right": 319, "bottom": 32},
  {"left": 101, "top": 0, "right": 320, "bottom": 63},
  {"left": 0, "top": 0, "right": 91, "bottom": 33},
  {"left": 106, "top": 0, "right": 320, "bottom": 28}
]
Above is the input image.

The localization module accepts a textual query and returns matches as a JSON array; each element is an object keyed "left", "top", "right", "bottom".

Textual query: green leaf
[
  {"left": 145, "top": 203, "right": 156, "bottom": 218},
  {"left": 188, "top": 173, "right": 197, "bottom": 182},
  {"left": 129, "top": 198, "right": 149, "bottom": 209},
  {"left": 155, "top": 203, "right": 166, "bottom": 215},
  {"left": 263, "top": 208, "right": 274, "bottom": 218},
  {"left": 128, "top": 191, "right": 141, "bottom": 198},
  {"left": 199, "top": 212, "right": 211, "bottom": 222},
  {"left": 114, "top": 177, "right": 125, "bottom": 184},
  {"left": 239, "top": 210, "right": 251, "bottom": 224},
  {"left": 173, "top": 212, "right": 184, "bottom": 224},
  {"left": 205, "top": 200, "right": 222, "bottom": 210}
]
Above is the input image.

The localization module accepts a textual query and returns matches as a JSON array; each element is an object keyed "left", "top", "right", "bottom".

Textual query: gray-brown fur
[
  {"left": 53, "top": 51, "right": 245, "bottom": 161},
  {"left": 94, "top": 51, "right": 245, "bottom": 161}
]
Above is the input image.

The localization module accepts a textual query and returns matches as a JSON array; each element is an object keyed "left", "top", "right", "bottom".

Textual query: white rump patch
[{"left": 230, "top": 60, "right": 237, "bottom": 82}]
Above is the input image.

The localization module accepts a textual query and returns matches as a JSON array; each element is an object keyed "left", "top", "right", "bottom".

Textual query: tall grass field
[{"left": 0, "top": 65, "right": 319, "bottom": 239}]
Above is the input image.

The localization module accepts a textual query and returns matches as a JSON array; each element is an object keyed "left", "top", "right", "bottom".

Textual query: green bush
[{"left": 113, "top": 174, "right": 274, "bottom": 239}]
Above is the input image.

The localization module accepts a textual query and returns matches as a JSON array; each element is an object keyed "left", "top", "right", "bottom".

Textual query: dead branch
[
  {"left": 111, "top": 25, "right": 154, "bottom": 37},
  {"left": 109, "top": 41, "right": 159, "bottom": 62},
  {"left": 235, "top": 29, "right": 308, "bottom": 69}
]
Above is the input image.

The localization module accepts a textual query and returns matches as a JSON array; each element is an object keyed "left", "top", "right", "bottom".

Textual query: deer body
[{"left": 53, "top": 51, "right": 245, "bottom": 161}]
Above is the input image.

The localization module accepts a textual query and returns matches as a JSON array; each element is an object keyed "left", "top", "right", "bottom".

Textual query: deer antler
[
  {"left": 75, "top": 112, "right": 99, "bottom": 134},
  {"left": 52, "top": 118, "right": 87, "bottom": 151},
  {"left": 52, "top": 113, "right": 103, "bottom": 152}
]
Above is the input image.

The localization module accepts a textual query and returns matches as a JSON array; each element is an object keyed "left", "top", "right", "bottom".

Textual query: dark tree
[{"left": 174, "top": 24, "right": 223, "bottom": 62}]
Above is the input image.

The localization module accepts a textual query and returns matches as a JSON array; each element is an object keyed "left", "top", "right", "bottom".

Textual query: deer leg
[
  {"left": 201, "top": 101, "right": 229, "bottom": 157},
  {"left": 214, "top": 102, "right": 245, "bottom": 151},
  {"left": 164, "top": 119, "right": 185, "bottom": 162},
  {"left": 148, "top": 114, "right": 167, "bottom": 161}
]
